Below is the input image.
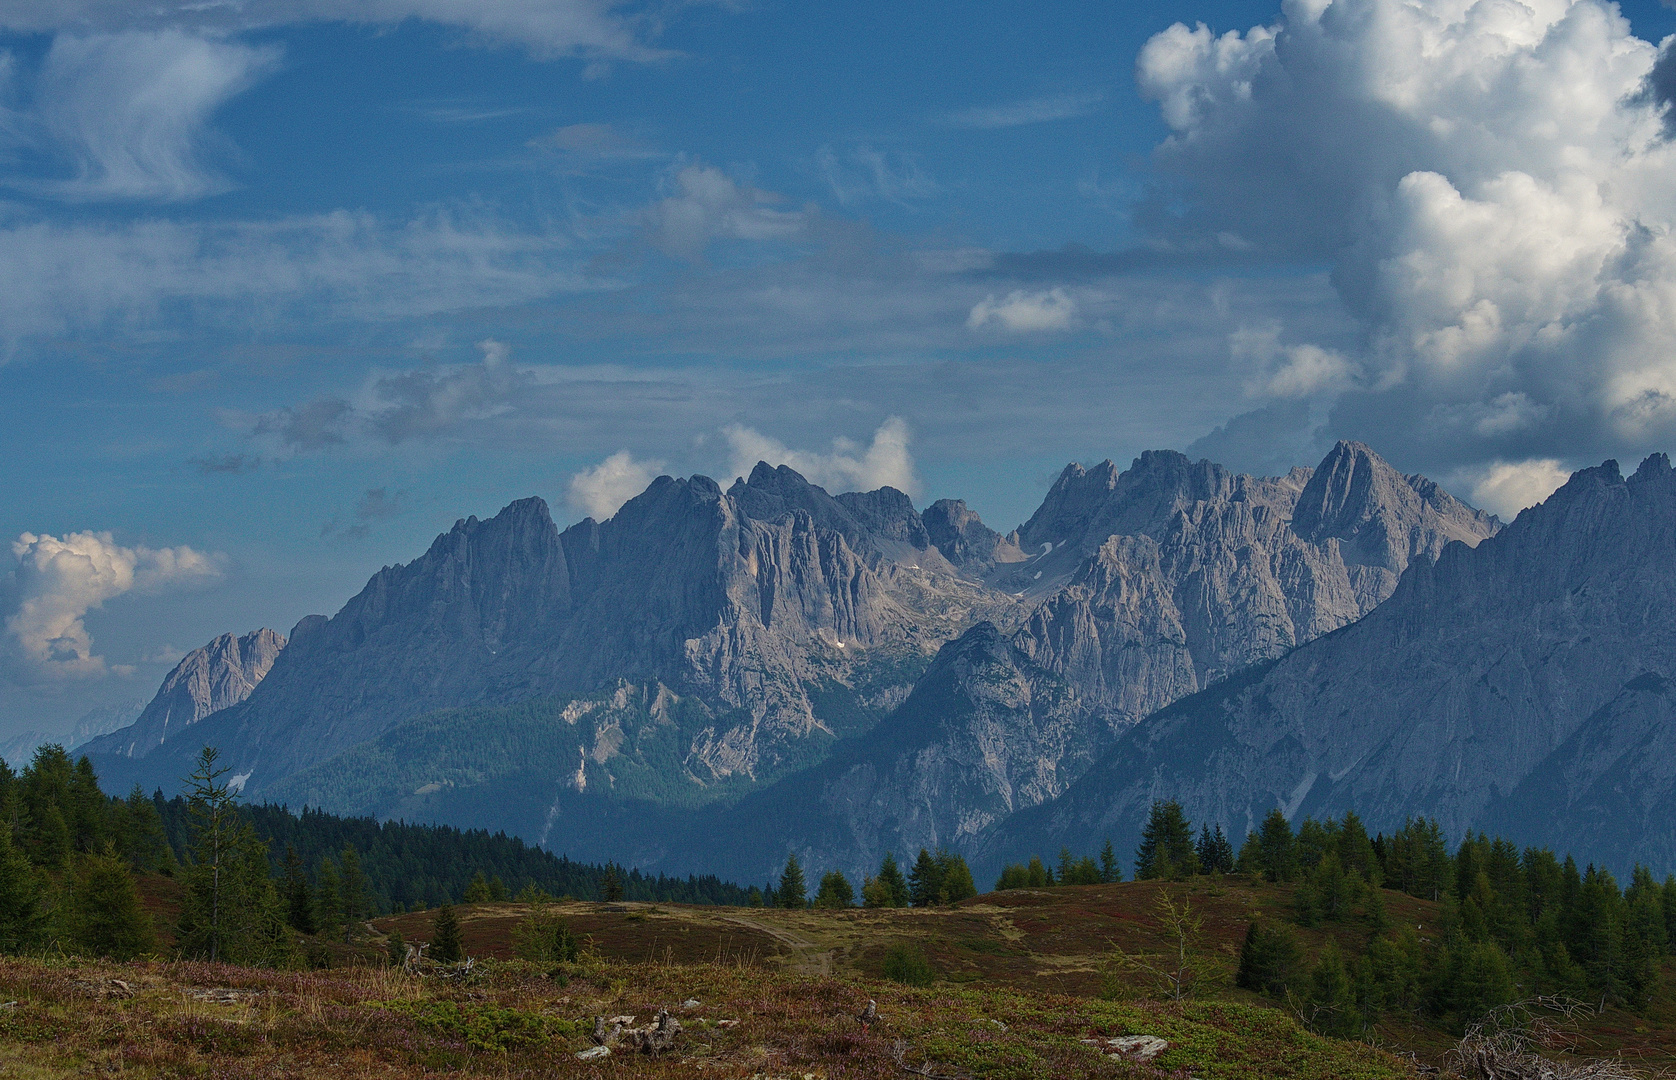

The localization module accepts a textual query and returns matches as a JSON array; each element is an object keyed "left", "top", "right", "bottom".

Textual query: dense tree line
[
  {"left": 155, "top": 800, "right": 753, "bottom": 911},
  {"left": 755, "top": 849, "right": 979, "bottom": 909},
  {"left": 1102, "top": 801, "right": 1676, "bottom": 1034},
  {"left": 0, "top": 743, "right": 752, "bottom": 965},
  {"left": 996, "top": 839, "right": 1128, "bottom": 889}
]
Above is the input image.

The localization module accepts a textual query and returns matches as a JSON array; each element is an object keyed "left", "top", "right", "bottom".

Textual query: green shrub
[
  {"left": 385, "top": 1000, "right": 574, "bottom": 1052},
  {"left": 512, "top": 905, "right": 580, "bottom": 963},
  {"left": 882, "top": 943, "right": 935, "bottom": 987}
]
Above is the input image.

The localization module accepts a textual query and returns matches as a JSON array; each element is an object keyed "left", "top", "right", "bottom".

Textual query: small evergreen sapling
[{"left": 431, "top": 903, "right": 463, "bottom": 963}]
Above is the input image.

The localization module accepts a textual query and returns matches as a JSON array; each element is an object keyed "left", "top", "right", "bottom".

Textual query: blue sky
[{"left": 6, "top": 0, "right": 1676, "bottom": 738}]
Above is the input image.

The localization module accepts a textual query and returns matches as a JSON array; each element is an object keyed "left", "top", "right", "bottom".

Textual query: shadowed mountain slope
[{"left": 981, "top": 454, "right": 1676, "bottom": 880}]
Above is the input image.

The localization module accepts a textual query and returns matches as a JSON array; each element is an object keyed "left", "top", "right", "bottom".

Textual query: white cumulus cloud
[
  {"left": 725, "top": 416, "right": 919, "bottom": 497},
  {"left": 1136, "top": 0, "right": 1676, "bottom": 469},
  {"left": 1232, "top": 323, "right": 1360, "bottom": 398},
  {"left": 7, "top": 531, "right": 222, "bottom": 677},
  {"left": 568, "top": 450, "right": 665, "bottom": 520},
  {"left": 967, "top": 287, "right": 1075, "bottom": 332},
  {"left": 1466, "top": 459, "right": 1572, "bottom": 519}
]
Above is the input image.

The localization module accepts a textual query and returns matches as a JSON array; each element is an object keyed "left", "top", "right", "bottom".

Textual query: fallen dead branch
[{"left": 1444, "top": 998, "right": 1643, "bottom": 1080}]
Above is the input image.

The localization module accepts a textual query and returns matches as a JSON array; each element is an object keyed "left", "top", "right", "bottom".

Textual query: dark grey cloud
[
  {"left": 321, "top": 486, "right": 408, "bottom": 541},
  {"left": 1184, "top": 401, "right": 1319, "bottom": 478},
  {"left": 252, "top": 397, "right": 353, "bottom": 452},
  {"left": 1647, "top": 40, "right": 1676, "bottom": 137},
  {"left": 191, "top": 452, "right": 260, "bottom": 475}
]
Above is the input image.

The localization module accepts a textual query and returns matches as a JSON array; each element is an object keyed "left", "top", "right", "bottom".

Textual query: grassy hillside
[
  {"left": 381, "top": 877, "right": 1676, "bottom": 1072},
  {"left": 5, "top": 876, "right": 1673, "bottom": 1076}
]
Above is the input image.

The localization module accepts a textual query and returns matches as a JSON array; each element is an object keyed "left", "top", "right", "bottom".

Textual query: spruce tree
[
  {"left": 177, "top": 747, "right": 291, "bottom": 966},
  {"left": 19, "top": 745, "right": 73, "bottom": 866},
  {"left": 1306, "top": 943, "right": 1360, "bottom": 1036},
  {"left": 777, "top": 855, "right": 807, "bottom": 909},
  {"left": 281, "top": 844, "right": 315, "bottom": 934},
  {"left": 908, "top": 849, "right": 942, "bottom": 907},
  {"left": 314, "top": 856, "right": 342, "bottom": 938},
  {"left": 1255, "top": 809, "right": 1299, "bottom": 883},
  {"left": 65, "top": 852, "right": 156, "bottom": 961},
  {"left": 935, "top": 851, "right": 977, "bottom": 903},
  {"left": 877, "top": 853, "right": 909, "bottom": 907},
  {"left": 118, "top": 784, "right": 172, "bottom": 872},
  {"left": 1027, "top": 855, "right": 1054, "bottom": 888},
  {"left": 339, "top": 845, "right": 369, "bottom": 938},
  {"left": 1135, "top": 801, "right": 1198, "bottom": 880},
  {"left": 1236, "top": 919, "right": 1303, "bottom": 997},
  {"left": 431, "top": 903, "right": 463, "bottom": 963},
  {"left": 1099, "top": 839, "right": 1120, "bottom": 884},
  {"left": 814, "top": 870, "right": 854, "bottom": 908},
  {"left": 68, "top": 756, "right": 107, "bottom": 853},
  {"left": 1196, "top": 825, "right": 1217, "bottom": 874},
  {"left": 179, "top": 747, "right": 237, "bottom": 961},
  {"left": 465, "top": 870, "right": 492, "bottom": 903},
  {"left": 1211, "top": 825, "right": 1236, "bottom": 874},
  {"left": 0, "top": 824, "right": 42, "bottom": 953}
]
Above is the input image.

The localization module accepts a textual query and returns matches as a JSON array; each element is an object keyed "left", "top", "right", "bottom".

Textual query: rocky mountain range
[
  {"left": 85, "top": 438, "right": 1559, "bottom": 885},
  {"left": 82, "top": 629, "right": 285, "bottom": 761},
  {"left": 982, "top": 453, "right": 1676, "bottom": 879},
  {"left": 90, "top": 461, "right": 1015, "bottom": 803},
  {"left": 644, "top": 442, "right": 1503, "bottom": 884}
]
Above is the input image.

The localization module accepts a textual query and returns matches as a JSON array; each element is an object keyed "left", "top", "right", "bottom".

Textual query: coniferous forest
[
  {"left": 999, "top": 800, "right": 1676, "bottom": 1035},
  {"left": 9, "top": 738, "right": 1676, "bottom": 1057},
  {"left": 0, "top": 742, "right": 750, "bottom": 963}
]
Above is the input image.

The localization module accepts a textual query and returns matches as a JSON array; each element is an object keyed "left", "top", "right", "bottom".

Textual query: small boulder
[
  {"left": 575, "top": 1045, "right": 611, "bottom": 1061},
  {"left": 1107, "top": 1035, "right": 1169, "bottom": 1063}
]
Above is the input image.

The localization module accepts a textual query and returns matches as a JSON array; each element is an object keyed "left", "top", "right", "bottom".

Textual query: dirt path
[{"left": 719, "top": 916, "right": 833, "bottom": 976}]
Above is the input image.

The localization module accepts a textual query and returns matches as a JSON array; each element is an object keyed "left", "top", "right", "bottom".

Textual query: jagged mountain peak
[
  {"left": 980, "top": 451, "right": 1676, "bottom": 879},
  {"left": 922, "top": 499, "right": 1025, "bottom": 575},
  {"left": 80, "top": 627, "right": 286, "bottom": 760},
  {"left": 1291, "top": 441, "right": 1498, "bottom": 575},
  {"left": 1632, "top": 452, "right": 1671, "bottom": 483}
]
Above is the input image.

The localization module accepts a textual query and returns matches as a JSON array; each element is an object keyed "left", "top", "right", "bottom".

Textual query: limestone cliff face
[
  {"left": 665, "top": 443, "right": 1501, "bottom": 885},
  {"left": 1291, "top": 440, "right": 1500, "bottom": 611},
  {"left": 983, "top": 454, "right": 1676, "bottom": 880},
  {"left": 87, "top": 439, "right": 1512, "bottom": 886},
  {"left": 81, "top": 628, "right": 284, "bottom": 759},
  {"left": 921, "top": 498, "right": 1026, "bottom": 576},
  {"left": 89, "top": 463, "right": 1015, "bottom": 799}
]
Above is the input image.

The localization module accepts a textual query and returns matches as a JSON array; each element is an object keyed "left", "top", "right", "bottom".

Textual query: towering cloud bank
[
  {"left": 1140, "top": 0, "right": 1676, "bottom": 509},
  {"left": 6, "top": 531, "right": 221, "bottom": 677}
]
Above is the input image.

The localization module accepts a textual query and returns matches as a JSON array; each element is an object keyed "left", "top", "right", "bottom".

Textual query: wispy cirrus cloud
[
  {"left": 1, "top": 30, "right": 281, "bottom": 202},
  {"left": 0, "top": 0, "right": 678, "bottom": 62},
  {"left": 941, "top": 91, "right": 1103, "bottom": 130}
]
